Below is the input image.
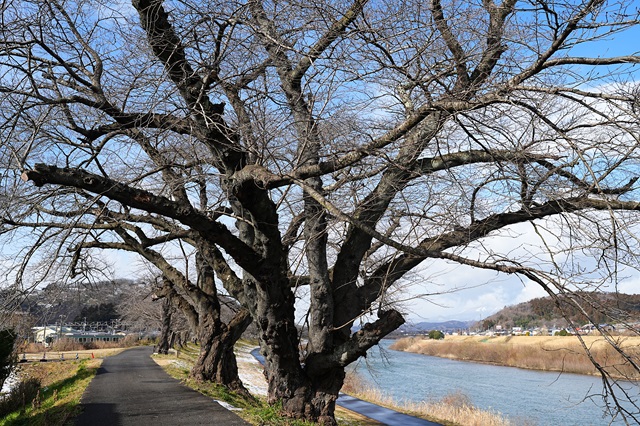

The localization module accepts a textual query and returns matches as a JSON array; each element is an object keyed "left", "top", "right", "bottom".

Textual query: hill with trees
[{"left": 480, "top": 292, "right": 640, "bottom": 331}]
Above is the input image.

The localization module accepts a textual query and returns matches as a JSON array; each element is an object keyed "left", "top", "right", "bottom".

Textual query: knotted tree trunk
[
  {"left": 179, "top": 253, "right": 253, "bottom": 396},
  {"left": 257, "top": 298, "right": 404, "bottom": 425},
  {"left": 190, "top": 308, "right": 252, "bottom": 395},
  {"left": 152, "top": 263, "right": 252, "bottom": 395}
]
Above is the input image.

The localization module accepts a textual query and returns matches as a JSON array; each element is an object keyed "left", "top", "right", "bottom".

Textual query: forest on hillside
[{"left": 480, "top": 292, "right": 640, "bottom": 331}]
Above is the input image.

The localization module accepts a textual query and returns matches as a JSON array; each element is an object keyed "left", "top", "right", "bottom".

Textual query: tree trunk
[
  {"left": 168, "top": 331, "right": 177, "bottom": 349},
  {"left": 263, "top": 308, "right": 404, "bottom": 425},
  {"left": 156, "top": 298, "right": 172, "bottom": 355},
  {"left": 0, "top": 329, "right": 16, "bottom": 391},
  {"left": 190, "top": 309, "right": 252, "bottom": 396},
  {"left": 278, "top": 368, "right": 346, "bottom": 426}
]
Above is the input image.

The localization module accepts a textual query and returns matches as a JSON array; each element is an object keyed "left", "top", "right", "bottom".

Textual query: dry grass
[
  {"left": 341, "top": 373, "right": 524, "bottom": 426},
  {"left": 18, "top": 358, "right": 101, "bottom": 388},
  {"left": 19, "top": 335, "right": 141, "bottom": 354},
  {"left": 153, "top": 341, "right": 378, "bottom": 425},
  {"left": 391, "top": 336, "right": 640, "bottom": 379},
  {"left": 16, "top": 346, "right": 126, "bottom": 362},
  {"left": 0, "top": 358, "right": 102, "bottom": 426}
]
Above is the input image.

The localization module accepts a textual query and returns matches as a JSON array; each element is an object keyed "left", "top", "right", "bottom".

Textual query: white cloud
[
  {"left": 402, "top": 260, "right": 525, "bottom": 322},
  {"left": 399, "top": 216, "right": 636, "bottom": 322}
]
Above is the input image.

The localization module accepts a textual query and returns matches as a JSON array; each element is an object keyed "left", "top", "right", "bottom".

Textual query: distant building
[
  {"left": 33, "top": 326, "right": 126, "bottom": 346},
  {"left": 33, "top": 326, "right": 76, "bottom": 345},
  {"left": 64, "top": 332, "right": 125, "bottom": 344}
]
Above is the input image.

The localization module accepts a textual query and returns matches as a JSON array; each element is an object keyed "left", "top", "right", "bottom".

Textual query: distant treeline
[{"left": 481, "top": 292, "right": 640, "bottom": 330}]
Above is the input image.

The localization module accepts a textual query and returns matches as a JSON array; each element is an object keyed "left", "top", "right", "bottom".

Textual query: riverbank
[
  {"left": 240, "top": 343, "right": 524, "bottom": 426},
  {"left": 154, "top": 342, "right": 384, "bottom": 425},
  {"left": 341, "top": 375, "right": 518, "bottom": 426},
  {"left": 391, "top": 335, "right": 640, "bottom": 378},
  {"left": 156, "top": 342, "right": 513, "bottom": 425}
]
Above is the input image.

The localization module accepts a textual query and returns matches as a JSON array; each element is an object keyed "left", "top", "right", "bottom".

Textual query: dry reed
[
  {"left": 342, "top": 373, "right": 524, "bottom": 426},
  {"left": 390, "top": 336, "right": 640, "bottom": 379}
]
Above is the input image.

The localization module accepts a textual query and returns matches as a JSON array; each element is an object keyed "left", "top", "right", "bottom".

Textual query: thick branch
[
  {"left": 355, "top": 197, "right": 640, "bottom": 313},
  {"left": 305, "top": 309, "right": 404, "bottom": 374},
  {"left": 132, "top": 0, "right": 243, "bottom": 171},
  {"left": 431, "top": 0, "right": 470, "bottom": 87},
  {"left": 291, "top": 0, "right": 368, "bottom": 82},
  {"left": 21, "top": 164, "right": 262, "bottom": 273}
]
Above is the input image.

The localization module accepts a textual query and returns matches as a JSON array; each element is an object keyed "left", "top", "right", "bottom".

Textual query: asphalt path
[{"left": 74, "top": 346, "right": 249, "bottom": 426}]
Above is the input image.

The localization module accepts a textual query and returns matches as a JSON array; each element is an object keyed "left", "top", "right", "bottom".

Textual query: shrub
[
  {"left": 83, "top": 335, "right": 138, "bottom": 350},
  {"left": 0, "top": 377, "right": 41, "bottom": 417},
  {"left": 554, "top": 330, "right": 570, "bottom": 336},
  {"left": 17, "top": 342, "right": 46, "bottom": 354},
  {"left": 428, "top": 330, "right": 445, "bottom": 340},
  {"left": 51, "top": 338, "right": 84, "bottom": 352},
  {"left": 389, "top": 336, "right": 419, "bottom": 351},
  {"left": 341, "top": 371, "right": 374, "bottom": 395},
  {"left": 440, "top": 390, "right": 473, "bottom": 409}
]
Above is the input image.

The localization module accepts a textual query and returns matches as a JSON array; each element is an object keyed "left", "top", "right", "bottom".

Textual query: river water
[{"left": 350, "top": 340, "right": 639, "bottom": 426}]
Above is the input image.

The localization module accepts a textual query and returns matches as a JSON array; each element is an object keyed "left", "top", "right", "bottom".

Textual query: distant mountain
[
  {"left": 479, "top": 292, "right": 640, "bottom": 330},
  {"left": 393, "top": 320, "right": 475, "bottom": 335},
  {"left": 19, "top": 279, "right": 143, "bottom": 324},
  {"left": 390, "top": 292, "right": 640, "bottom": 337}
]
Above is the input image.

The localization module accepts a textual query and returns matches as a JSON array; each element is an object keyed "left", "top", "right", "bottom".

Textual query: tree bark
[
  {"left": 279, "top": 369, "right": 346, "bottom": 426},
  {"left": 156, "top": 298, "right": 172, "bottom": 355},
  {"left": 190, "top": 309, "right": 252, "bottom": 396},
  {"left": 272, "top": 309, "right": 404, "bottom": 425}
]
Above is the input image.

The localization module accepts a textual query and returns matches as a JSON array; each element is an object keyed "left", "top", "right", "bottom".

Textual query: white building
[
  {"left": 33, "top": 326, "right": 126, "bottom": 346},
  {"left": 32, "top": 326, "right": 77, "bottom": 345}
]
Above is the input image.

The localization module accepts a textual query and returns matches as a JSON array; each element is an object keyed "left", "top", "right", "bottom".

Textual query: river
[{"left": 350, "top": 340, "right": 639, "bottom": 426}]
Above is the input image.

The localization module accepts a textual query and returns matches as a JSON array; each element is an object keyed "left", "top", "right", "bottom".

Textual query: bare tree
[
  {"left": 2, "top": 0, "right": 640, "bottom": 423},
  {"left": 155, "top": 294, "right": 173, "bottom": 354},
  {"left": 116, "top": 279, "right": 185, "bottom": 338},
  {"left": 150, "top": 262, "right": 252, "bottom": 393},
  {"left": 54, "top": 201, "right": 253, "bottom": 392},
  {"left": 84, "top": 196, "right": 254, "bottom": 390}
]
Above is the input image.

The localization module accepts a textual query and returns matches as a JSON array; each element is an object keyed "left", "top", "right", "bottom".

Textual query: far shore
[{"left": 391, "top": 335, "right": 640, "bottom": 379}]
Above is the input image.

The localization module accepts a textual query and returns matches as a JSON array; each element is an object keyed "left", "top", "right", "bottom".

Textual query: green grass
[
  {"left": 155, "top": 341, "right": 373, "bottom": 425},
  {"left": 0, "top": 360, "right": 99, "bottom": 426},
  {"left": 243, "top": 402, "right": 317, "bottom": 426}
]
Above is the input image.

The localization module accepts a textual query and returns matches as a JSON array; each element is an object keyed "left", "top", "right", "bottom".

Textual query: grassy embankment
[
  {"left": 2, "top": 340, "right": 535, "bottom": 426},
  {"left": 0, "top": 348, "right": 123, "bottom": 426},
  {"left": 155, "top": 341, "right": 525, "bottom": 426},
  {"left": 391, "top": 335, "right": 640, "bottom": 379},
  {"left": 153, "top": 341, "right": 375, "bottom": 426},
  {"left": 4, "top": 342, "right": 374, "bottom": 426}
]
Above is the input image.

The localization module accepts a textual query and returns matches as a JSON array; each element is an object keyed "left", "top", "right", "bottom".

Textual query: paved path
[
  {"left": 75, "top": 346, "right": 249, "bottom": 426},
  {"left": 337, "top": 394, "right": 441, "bottom": 426}
]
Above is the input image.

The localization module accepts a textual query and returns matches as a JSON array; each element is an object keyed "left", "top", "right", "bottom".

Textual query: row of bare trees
[{"left": 2, "top": 0, "right": 640, "bottom": 423}]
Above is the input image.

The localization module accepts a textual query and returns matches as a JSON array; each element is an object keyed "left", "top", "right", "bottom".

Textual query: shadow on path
[{"left": 75, "top": 346, "right": 249, "bottom": 426}]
